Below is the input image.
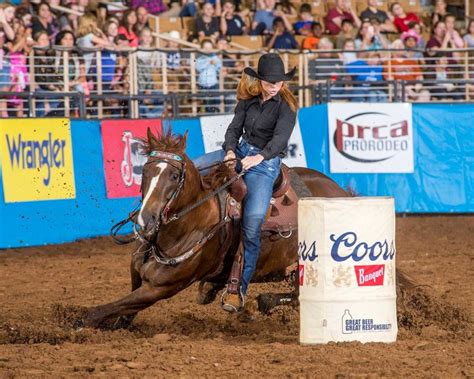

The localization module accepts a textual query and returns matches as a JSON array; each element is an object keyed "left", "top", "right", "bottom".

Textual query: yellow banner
[{"left": 0, "top": 118, "right": 76, "bottom": 202}]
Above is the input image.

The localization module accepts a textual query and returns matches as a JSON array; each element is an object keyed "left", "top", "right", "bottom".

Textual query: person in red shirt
[
  {"left": 118, "top": 9, "right": 139, "bottom": 47},
  {"left": 325, "top": 0, "right": 361, "bottom": 35},
  {"left": 390, "top": 2, "right": 420, "bottom": 33}
]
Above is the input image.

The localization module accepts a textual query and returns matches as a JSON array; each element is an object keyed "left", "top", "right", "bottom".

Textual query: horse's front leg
[{"left": 83, "top": 282, "right": 182, "bottom": 329}]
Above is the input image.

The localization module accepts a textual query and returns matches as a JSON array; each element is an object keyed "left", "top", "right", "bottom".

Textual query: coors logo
[{"left": 334, "top": 112, "right": 409, "bottom": 163}]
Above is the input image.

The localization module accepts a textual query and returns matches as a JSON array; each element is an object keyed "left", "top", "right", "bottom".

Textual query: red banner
[{"left": 101, "top": 119, "right": 162, "bottom": 198}]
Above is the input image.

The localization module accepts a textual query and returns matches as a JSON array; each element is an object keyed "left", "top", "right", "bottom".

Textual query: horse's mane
[
  {"left": 201, "top": 162, "right": 233, "bottom": 190},
  {"left": 142, "top": 128, "right": 187, "bottom": 154}
]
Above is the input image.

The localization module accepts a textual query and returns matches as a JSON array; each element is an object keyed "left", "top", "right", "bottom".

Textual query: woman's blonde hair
[
  {"left": 77, "top": 13, "right": 98, "bottom": 38},
  {"left": 236, "top": 73, "right": 298, "bottom": 113}
]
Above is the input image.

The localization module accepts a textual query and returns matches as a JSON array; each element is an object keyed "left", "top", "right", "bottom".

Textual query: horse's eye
[{"left": 172, "top": 173, "right": 180, "bottom": 181}]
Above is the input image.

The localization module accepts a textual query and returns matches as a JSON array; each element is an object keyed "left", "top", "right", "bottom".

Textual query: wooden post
[
  {"left": 96, "top": 49, "right": 103, "bottom": 119},
  {"left": 190, "top": 52, "right": 197, "bottom": 116},
  {"left": 29, "top": 50, "right": 36, "bottom": 117},
  {"left": 298, "top": 52, "right": 304, "bottom": 109},
  {"left": 63, "top": 50, "right": 70, "bottom": 117}
]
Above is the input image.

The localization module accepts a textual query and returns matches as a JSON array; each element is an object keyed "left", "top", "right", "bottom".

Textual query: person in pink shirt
[
  {"left": 325, "top": 0, "right": 360, "bottom": 35},
  {"left": 444, "top": 14, "right": 464, "bottom": 49},
  {"left": 390, "top": 2, "right": 420, "bottom": 33},
  {"left": 118, "top": 9, "right": 139, "bottom": 47}
]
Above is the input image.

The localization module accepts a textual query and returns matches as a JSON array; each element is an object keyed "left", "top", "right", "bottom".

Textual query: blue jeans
[{"left": 193, "top": 140, "right": 281, "bottom": 295}]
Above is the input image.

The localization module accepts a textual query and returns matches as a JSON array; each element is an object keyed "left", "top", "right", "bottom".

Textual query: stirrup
[{"left": 220, "top": 287, "right": 244, "bottom": 313}]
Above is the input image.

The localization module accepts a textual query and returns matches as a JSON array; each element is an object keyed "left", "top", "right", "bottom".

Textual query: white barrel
[{"left": 298, "top": 197, "right": 397, "bottom": 344}]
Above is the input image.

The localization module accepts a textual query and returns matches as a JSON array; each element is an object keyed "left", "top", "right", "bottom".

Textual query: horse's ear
[{"left": 179, "top": 131, "right": 188, "bottom": 152}]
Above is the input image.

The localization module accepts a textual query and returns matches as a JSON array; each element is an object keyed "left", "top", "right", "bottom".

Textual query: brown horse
[{"left": 83, "top": 129, "right": 350, "bottom": 328}]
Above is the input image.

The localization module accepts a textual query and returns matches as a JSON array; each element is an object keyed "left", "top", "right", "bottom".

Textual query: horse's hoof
[
  {"left": 257, "top": 294, "right": 278, "bottom": 315},
  {"left": 196, "top": 281, "right": 222, "bottom": 305},
  {"left": 73, "top": 319, "right": 85, "bottom": 330}
]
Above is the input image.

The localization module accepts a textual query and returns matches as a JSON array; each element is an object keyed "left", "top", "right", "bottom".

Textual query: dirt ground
[{"left": 0, "top": 216, "right": 473, "bottom": 378}]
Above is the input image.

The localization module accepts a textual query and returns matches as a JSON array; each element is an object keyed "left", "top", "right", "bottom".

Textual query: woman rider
[{"left": 195, "top": 53, "right": 298, "bottom": 312}]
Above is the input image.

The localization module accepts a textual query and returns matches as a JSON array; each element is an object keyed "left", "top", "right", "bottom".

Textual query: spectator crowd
[{"left": 0, "top": 0, "right": 472, "bottom": 117}]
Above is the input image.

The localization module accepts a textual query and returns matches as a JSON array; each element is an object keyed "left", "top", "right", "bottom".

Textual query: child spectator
[
  {"left": 325, "top": 0, "right": 360, "bottom": 35},
  {"left": 196, "top": 2, "right": 220, "bottom": 40},
  {"left": 355, "top": 19, "right": 390, "bottom": 50},
  {"left": 118, "top": 9, "right": 139, "bottom": 47},
  {"left": 135, "top": 6, "right": 150, "bottom": 34},
  {"left": 383, "top": 39, "right": 429, "bottom": 102},
  {"left": 464, "top": 20, "right": 474, "bottom": 48},
  {"left": 302, "top": 21, "right": 323, "bottom": 50},
  {"left": 359, "top": 0, "right": 395, "bottom": 33},
  {"left": 336, "top": 19, "right": 356, "bottom": 49},
  {"left": 292, "top": 3, "right": 314, "bottom": 36},
  {"left": 346, "top": 51, "right": 387, "bottom": 102},
  {"left": 32, "top": 2, "right": 58, "bottom": 43},
  {"left": 77, "top": 13, "right": 112, "bottom": 75},
  {"left": 7, "top": 18, "right": 32, "bottom": 117},
  {"left": 431, "top": 56, "right": 463, "bottom": 100},
  {"left": 401, "top": 29, "right": 424, "bottom": 60},
  {"left": 266, "top": 17, "right": 298, "bottom": 49},
  {"left": 341, "top": 38, "right": 357, "bottom": 65},
  {"left": 220, "top": 0, "right": 247, "bottom": 36},
  {"left": 390, "top": 2, "right": 420, "bottom": 33},
  {"left": 0, "top": 4, "right": 15, "bottom": 41},
  {"left": 444, "top": 14, "right": 464, "bottom": 49},
  {"left": 101, "top": 20, "right": 119, "bottom": 92},
  {"left": 166, "top": 30, "right": 182, "bottom": 70},
  {"left": 196, "top": 39, "right": 222, "bottom": 113},
  {"left": 308, "top": 37, "right": 346, "bottom": 100}
]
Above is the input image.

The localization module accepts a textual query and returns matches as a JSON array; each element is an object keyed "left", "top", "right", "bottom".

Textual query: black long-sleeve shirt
[{"left": 223, "top": 94, "right": 297, "bottom": 160}]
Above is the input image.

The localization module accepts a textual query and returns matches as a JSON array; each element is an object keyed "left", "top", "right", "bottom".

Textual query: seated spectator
[
  {"left": 110, "top": 34, "right": 131, "bottom": 99},
  {"left": 355, "top": 19, "right": 390, "bottom": 50},
  {"left": 196, "top": 2, "right": 220, "bottom": 40},
  {"left": 425, "top": 21, "right": 458, "bottom": 66},
  {"left": 7, "top": 18, "right": 32, "bottom": 117},
  {"left": 77, "top": 14, "right": 112, "bottom": 75},
  {"left": 220, "top": 0, "right": 247, "bottom": 36},
  {"left": 0, "top": 4, "right": 15, "bottom": 42},
  {"left": 308, "top": 37, "right": 346, "bottom": 100},
  {"left": 293, "top": 3, "right": 315, "bottom": 36},
  {"left": 275, "top": 0, "right": 297, "bottom": 17},
  {"left": 15, "top": 6, "right": 32, "bottom": 31},
  {"left": 302, "top": 21, "right": 323, "bottom": 50},
  {"left": 431, "top": 56, "right": 463, "bottom": 100},
  {"left": 58, "top": 3, "right": 81, "bottom": 32},
  {"left": 444, "top": 14, "right": 464, "bottom": 49},
  {"left": 346, "top": 51, "right": 387, "bottom": 102},
  {"left": 180, "top": 0, "right": 198, "bottom": 18},
  {"left": 216, "top": 35, "right": 242, "bottom": 112},
  {"left": 166, "top": 30, "right": 182, "bottom": 71},
  {"left": 196, "top": 39, "right": 222, "bottom": 113},
  {"left": 341, "top": 38, "right": 357, "bottom": 65},
  {"left": 336, "top": 19, "right": 356, "bottom": 49},
  {"left": 390, "top": 2, "right": 420, "bottom": 33},
  {"left": 136, "top": 6, "right": 150, "bottom": 34},
  {"left": 252, "top": 0, "right": 277, "bottom": 35},
  {"left": 431, "top": 0, "right": 447, "bottom": 26},
  {"left": 359, "top": 0, "right": 395, "bottom": 33},
  {"left": 464, "top": 20, "right": 474, "bottom": 48},
  {"left": 325, "top": 0, "right": 360, "bottom": 36},
  {"left": 118, "top": 10, "right": 139, "bottom": 47},
  {"left": 129, "top": 0, "right": 166, "bottom": 15},
  {"left": 401, "top": 29, "right": 424, "bottom": 60},
  {"left": 32, "top": 2, "right": 59, "bottom": 44},
  {"left": 383, "top": 39, "right": 429, "bottom": 102},
  {"left": 265, "top": 17, "right": 298, "bottom": 50}
]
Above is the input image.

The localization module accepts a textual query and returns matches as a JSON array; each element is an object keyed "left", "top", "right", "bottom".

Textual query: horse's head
[{"left": 137, "top": 128, "right": 189, "bottom": 238}]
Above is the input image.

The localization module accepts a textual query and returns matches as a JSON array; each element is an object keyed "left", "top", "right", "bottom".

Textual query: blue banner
[{"left": 299, "top": 104, "right": 474, "bottom": 212}]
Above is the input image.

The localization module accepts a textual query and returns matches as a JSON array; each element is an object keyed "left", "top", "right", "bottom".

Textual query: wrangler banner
[
  {"left": 101, "top": 119, "right": 162, "bottom": 198},
  {"left": 0, "top": 118, "right": 75, "bottom": 203}
]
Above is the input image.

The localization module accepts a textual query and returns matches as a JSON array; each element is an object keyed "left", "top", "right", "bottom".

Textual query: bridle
[{"left": 110, "top": 149, "right": 245, "bottom": 266}]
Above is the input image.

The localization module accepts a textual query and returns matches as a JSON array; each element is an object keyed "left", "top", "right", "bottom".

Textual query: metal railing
[{"left": 0, "top": 47, "right": 473, "bottom": 118}]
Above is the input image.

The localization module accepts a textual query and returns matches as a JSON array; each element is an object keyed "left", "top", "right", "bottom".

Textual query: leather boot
[{"left": 221, "top": 291, "right": 243, "bottom": 313}]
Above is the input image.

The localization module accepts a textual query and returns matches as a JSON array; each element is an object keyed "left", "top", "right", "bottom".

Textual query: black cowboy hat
[{"left": 244, "top": 53, "right": 296, "bottom": 83}]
